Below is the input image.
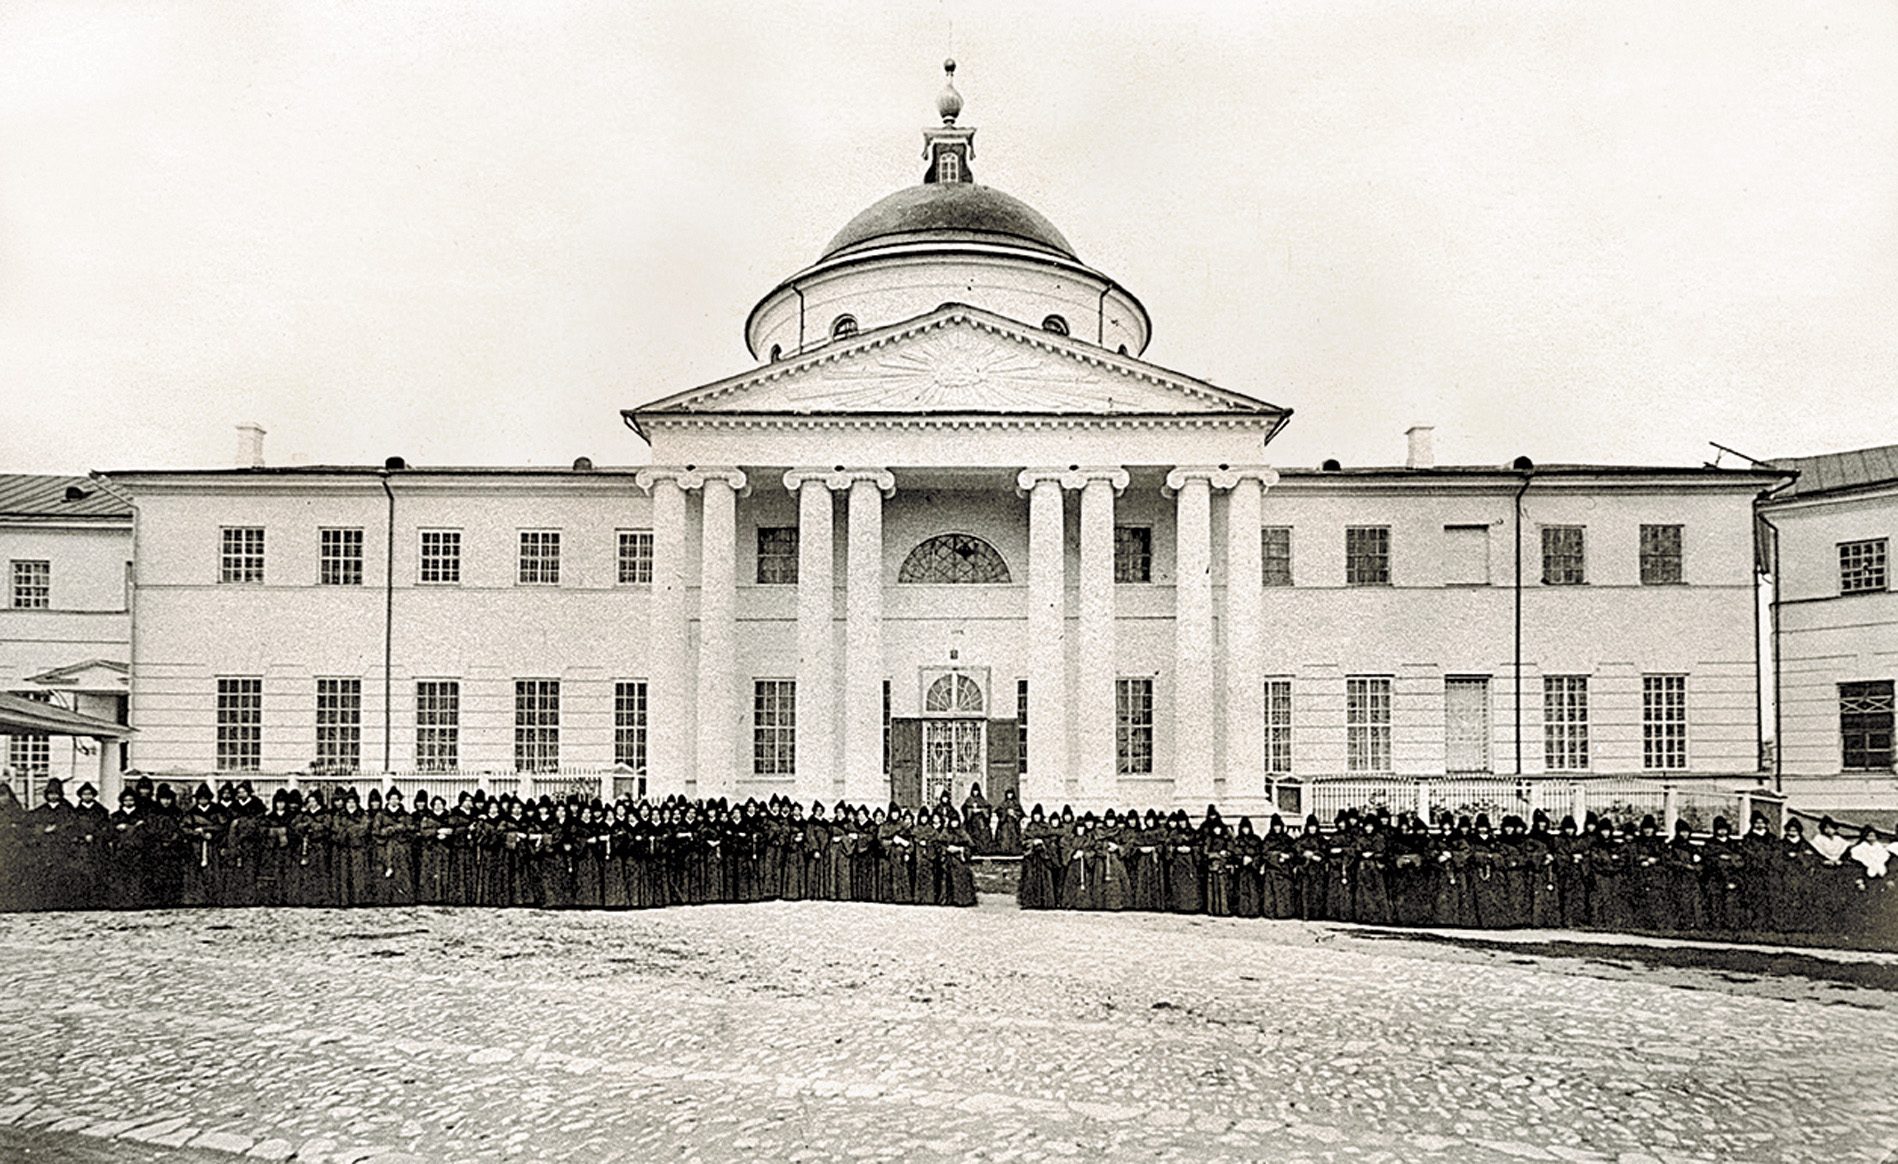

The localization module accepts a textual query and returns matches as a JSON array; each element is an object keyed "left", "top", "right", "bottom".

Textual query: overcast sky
[{"left": 2, "top": 0, "right": 1894, "bottom": 475}]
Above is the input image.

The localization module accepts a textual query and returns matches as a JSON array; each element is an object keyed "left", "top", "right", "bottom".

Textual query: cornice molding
[
  {"left": 634, "top": 467, "right": 748, "bottom": 495},
  {"left": 782, "top": 468, "right": 898, "bottom": 497},
  {"left": 1164, "top": 465, "right": 1280, "bottom": 496}
]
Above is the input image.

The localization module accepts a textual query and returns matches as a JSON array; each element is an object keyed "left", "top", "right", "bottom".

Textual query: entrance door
[{"left": 923, "top": 719, "right": 984, "bottom": 808}]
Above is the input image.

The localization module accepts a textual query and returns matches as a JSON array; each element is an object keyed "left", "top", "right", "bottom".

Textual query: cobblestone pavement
[{"left": 1, "top": 900, "right": 1894, "bottom": 1164}]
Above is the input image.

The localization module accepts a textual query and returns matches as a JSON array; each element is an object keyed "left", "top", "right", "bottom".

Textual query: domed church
[{"left": 104, "top": 65, "right": 1781, "bottom": 821}]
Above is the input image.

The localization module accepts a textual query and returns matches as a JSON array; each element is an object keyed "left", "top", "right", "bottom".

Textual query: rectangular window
[
  {"left": 1543, "top": 675, "right": 1590, "bottom": 771},
  {"left": 1640, "top": 524, "right": 1683, "bottom": 585},
  {"left": 414, "top": 680, "right": 460, "bottom": 773},
  {"left": 315, "top": 678, "right": 362, "bottom": 774},
  {"left": 1017, "top": 678, "right": 1030, "bottom": 775},
  {"left": 1444, "top": 676, "right": 1491, "bottom": 774},
  {"left": 1840, "top": 680, "right": 1895, "bottom": 771},
  {"left": 514, "top": 679, "right": 561, "bottom": 772},
  {"left": 756, "top": 527, "right": 799, "bottom": 584},
  {"left": 615, "top": 680, "right": 648, "bottom": 773},
  {"left": 1541, "top": 525, "right": 1586, "bottom": 585},
  {"left": 1840, "top": 538, "right": 1889, "bottom": 595},
  {"left": 1345, "top": 526, "right": 1390, "bottom": 586},
  {"left": 618, "top": 530, "right": 654, "bottom": 584},
  {"left": 1264, "top": 677, "right": 1292, "bottom": 775},
  {"left": 1116, "top": 678, "right": 1154, "bottom": 775},
  {"left": 1642, "top": 675, "right": 1687, "bottom": 771},
  {"left": 216, "top": 677, "right": 262, "bottom": 772},
  {"left": 1346, "top": 676, "right": 1393, "bottom": 772},
  {"left": 1443, "top": 525, "right": 1490, "bottom": 586},
  {"left": 220, "top": 527, "right": 264, "bottom": 584},
  {"left": 9, "top": 560, "right": 50, "bottom": 608},
  {"left": 7, "top": 734, "right": 50, "bottom": 779},
  {"left": 518, "top": 531, "right": 561, "bottom": 585},
  {"left": 1261, "top": 527, "right": 1292, "bottom": 587},
  {"left": 753, "top": 679, "right": 797, "bottom": 777},
  {"left": 419, "top": 530, "right": 461, "bottom": 584},
  {"left": 319, "top": 528, "right": 364, "bottom": 586},
  {"left": 1114, "top": 526, "right": 1152, "bottom": 583}
]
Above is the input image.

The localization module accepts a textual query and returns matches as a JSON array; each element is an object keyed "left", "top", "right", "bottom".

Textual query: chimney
[
  {"left": 236, "top": 422, "right": 266, "bottom": 469},
  {"left": 1405, "top": 425, "right": 1435, "bottom": 470}
]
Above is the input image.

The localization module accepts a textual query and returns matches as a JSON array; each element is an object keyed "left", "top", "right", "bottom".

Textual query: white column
[
  {"left": 1221, "top": 469, "right": 1278, "bottom": 799},
  {"left": 1168, "top": 468, "right": 1217, "bottom": 808},
  {"left": 1016, "top": 469, "right": 1070, "bottom": 806},
  {"left": 1076, "top": 468, "right": 1128, "bottom": 806},
  {"left": 844, "top": 470, "right": 896, "bottom": 804},
  {"left": 694, "top": 470, "right": 747, "bottom": 802},
  {"left": 635, "top": 468, "right": 695, "bottom": 797},
  {"left": 782, "top": 471, "right": 838, "bottom": 806}
]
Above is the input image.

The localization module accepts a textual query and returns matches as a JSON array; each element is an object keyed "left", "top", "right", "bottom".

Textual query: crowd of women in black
[
  {"left": 1017, "top": 803, "right": 1898, "bottom": 938},
  {"left": 0, "top": 777, "right": 1019, "bottom": 913}
]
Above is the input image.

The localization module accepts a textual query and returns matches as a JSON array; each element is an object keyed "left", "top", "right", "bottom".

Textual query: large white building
[{"left": 102, "top": 68, "right": 1786, "bottom": 817}]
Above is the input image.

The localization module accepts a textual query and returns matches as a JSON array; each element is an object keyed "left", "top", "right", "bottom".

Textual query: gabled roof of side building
[
  {"left": 1765, "top": 443, "right": 1898, "bottom": 500},
  {"left": 0, "top": 474, "right": 131, "bottom": 521}
]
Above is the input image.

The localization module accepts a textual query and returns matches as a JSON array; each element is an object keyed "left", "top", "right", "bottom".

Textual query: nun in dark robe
[
  {"left": 1093, "top": 810, "right": 1132, "bottom": 911},
  {"left": 1017, "top": 805, "right": 1059, "bottom": 910},
  {"left": 106, "top": 789, "right": 148, "bottom": 909},
  {"left": 69, "top": 782, "right": 110, "bottom": 909},
  {"left": 778, "top": 802, "right": 807, "bottom": 901},
  {"left": 372, "top": 789, "right": 418, "bottom": 907},
  {"left": 1586, "top": 819, "right": 1633, "bottom": 931},
  {"left": 0, "top": 784, "right": 26, "bottom": 911},
  {"left": 1060, "top": 815, "right": 1095, "bottom": 909},
  {"left": 942, "top": 809, "right": 978, "bottom": 907},
  {"left": 415, "top": 795, "right": 453, "bottom": 905},
  {"left": 578, "top": 800, "right": 612, "bottom": 908},
  {"left": 283, "top": 790, "right": 326, "bottom": 907},
  {"left": 1293, "top": 815, "right": 1328, "bottom": 921},
  {"left": 602, "top": 802, "right": 633, "bottom": 909},
  {"left": 1548, "top": 816, "right": 1589, "bottom": 929},
  {"left": 1660, "top": 819, "right": 1704, "bottom": 931},
  {"left": 1467, "top": 815, "right": 1511, "bottom": 928},
  {"left": 1386, "top": 814, "right": 1431, "bottom": 927},
  {"left": 1493, "top": 816, "right": 1531, "bottom": 929},
  {"left": 502, "top": 798, "right": 537, "bottom": 908},
  {"left": 883, "top": 809, "right": 916, "bottom": 905},
  {"left": 1429, "top": 818, "right": 1475, "bottom": 927},
  {"left": 1701, "top": 816, "right": 1745, "bottom": 931},
  {"left": 1231, "top": 818, "right": 1263, "bottom": 919},
  {"left": 258, "top": 790, "right": 295, "bottom": 907},
  {"left": 961, "top": 784, "right": 994, "bottom": 855},
  {"left": 1166, "top": 813, "right": 1202, "bottom": 914},
  {"left": 1736, "top": 813, "right": 1778, "bottom": 932},
  {"left": 1771, "top": 819, "right": 1820, "bottom": 932},
  {"left": 1260, "top": 815, "right": 1299, "bottom": 919},
  {"left": 800, "top": 802, "right": 833, "bottom": 902},
  {"left": 1203, "top": 820, "right": 1236, "bottom": 917},
  {"left": 179, "top": 783, "right": 226, "bottom": 908},
  {"left": 1349, "top": 816, "right": 1392, "bottom": 925},
  {"left": 330, "top": 790, "right": 373, "bottom": 908},
  {"left": 843, "top": 806, "right": 879, "bottom": 903},
  {"left": 1626, "top": 815, "right": 1669, "bottom": 930},
  {"left": 220, "top": 781, "right": 266, "bottom": 908},
  {"left": 992, "top": 788, "right": 1025, "bottom": 856},
  {"left": 1128, "top": 809, "right": 1168, "bottom": 913},
  {"left": 471, "top": 799, "right": 508, "bottom": 907},
  {"left": 1523, "top": 814, "right": 1559, "bottom": 928}
]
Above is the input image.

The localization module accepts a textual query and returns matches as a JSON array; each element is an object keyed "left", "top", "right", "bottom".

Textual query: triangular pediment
[
  {"left": 24, "top": 658, "right": 130, "bottom": 693},
  {"left": 629, "top": 306, "right": 1282, "bottom": 421}
]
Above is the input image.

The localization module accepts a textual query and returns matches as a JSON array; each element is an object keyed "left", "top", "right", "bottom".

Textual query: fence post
[
  {"left": 1415, "top": 780, "right": 1431, "bottom": 824},
  {"left": 1662, "top": 785, "right": 1680, "bottom": 835},
  {"left": 1738, "top": 790, "right": 1753, "bottom": 829},
  {"left": 599, "top": 769, "right": 613, "bottom": 804},
  {"left": 1571, "top": 783, "right": 1587, "bottom": 828}
]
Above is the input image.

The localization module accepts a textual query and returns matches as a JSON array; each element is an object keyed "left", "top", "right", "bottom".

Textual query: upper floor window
[
  {"left": 419, "top": 530, "right": 461, "bottom": 584},
  {"left": 1840, "top": 538, "right": 1888, "bottom": 595},
  {"left": 618, "top": 530, "right": 653, "bottom": 585},
  {"left": 899, "top": 534, "right": 1011, "bottom": 583},
  {"left": 319, "top": 528, "right": 364, "bottom": 586},
  {"left": 830, "top": 315, "right": 858, "bottom": 341},
  {"left": 1114, "top": 526, "right": 1152, "bottom": 583},
  {"left": 220, "top": 527, "right": 264, "bottom": 584},
  {"left": 937, "top": 151, "right": 961, "bottom": 183},
  {"left": 1541, "top": 525, "right": 1586, "bottom": 585},
  {"left": 1640, "top": 524, "right": 1684, "bottom": 585},
  {"left": 1344, "top": 526, "right": 1390, "bottom": 586},
  {"left": 1261, "top": 527, "right": 1292, "bottom": 587},
  {"left": 1041, "top": 314, "right": 1069, "bottom": 336},
  {"left": 9, "top": 560, "right": 49, "bottom": 608},
  {"left": 757, "top": 526, "right": 799, "bottom": 584},
  {"left": 518, "top": 530, "right": 561, "bottom": 585}
]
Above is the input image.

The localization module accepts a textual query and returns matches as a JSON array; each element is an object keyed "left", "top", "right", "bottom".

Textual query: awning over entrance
[{"left": 0, "top": 692, "right": 134, "bottom": 739}]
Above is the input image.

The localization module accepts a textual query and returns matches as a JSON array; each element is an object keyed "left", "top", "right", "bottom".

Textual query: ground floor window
[
  {"left": 1841, "top": 680, "right": 1895, "bottom": 771},
  {"left": 6, "top": 734, "right": 49, "bottom": 779},
  {"left": 315, "top": 678, "right": 362, "bottom": 774},
  {"left": 514, "top": 679, "right": 560, "bottom": 772},
  {"left": 216, "top": 677, "right": 262, "bottom": 772},
  {"left": 1543, "top": 675, "right": 1590, "bottom": 771},
  {"left": 1642, "top": 675, "right": 1687, "bottom": 770},
  {"left": 1116, "top": 678, "right": 1153, "bottom": 775},
  {"left": 1444, "top": 676, "right": 1491, "bottom": 775},
  {"left": 415, "top": 680, "right": 459, "bottom": 773},
  {"left": 753, "top": 680, "right": 796, "bottom": 777},
  {"left": 614, "top": 680, "right": 647, "bottom": 773},
  {"left": 1264, "top": 678, "right": 1292, "bottom": 775},
  {"left": 1346, "top": 676, "right": 1393, "bottom": 772}
]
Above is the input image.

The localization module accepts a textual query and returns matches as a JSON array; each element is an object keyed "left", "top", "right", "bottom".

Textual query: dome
[{"left": 821, "top": 182, "right": 1077, "bottom": 262}]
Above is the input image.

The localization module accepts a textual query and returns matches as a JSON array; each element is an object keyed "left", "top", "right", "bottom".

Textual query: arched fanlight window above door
[
  {"left": 898, "top": 533, "right": 1011, "bottom": 584},
  {"left": 924, "top": 672, "right": 985, "bottom": 715}
]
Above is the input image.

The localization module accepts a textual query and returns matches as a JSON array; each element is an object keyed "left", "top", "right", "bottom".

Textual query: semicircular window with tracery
[
  {"left": 925, "top": 673, "right": 986, "bottom": 715},
  {"left": 898, "top": 533, "right": 1011, "bottom": 584}
]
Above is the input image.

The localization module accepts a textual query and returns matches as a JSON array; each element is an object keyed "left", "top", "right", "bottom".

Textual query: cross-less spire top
[
  {"left": 922, "top": 60, "right": 974, "bottom": 184},
  {"left": 937, "top": 59, "right": 963, "bottom": 125}
]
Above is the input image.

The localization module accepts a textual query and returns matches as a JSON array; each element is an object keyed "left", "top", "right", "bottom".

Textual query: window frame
[
  {"left": 215, "top": 676, "right": 262, "bottom": 772},
  {"left": 1540, "top": 524, "right": 1587, "bottom": 586},
  {"left": 1017, "top": 678, "right": 1029, "bottom": 776},
  {"left": 1839, "top": 538, "right": 1889, "bottom": 595},
  {"left": 318, "top": 527, "right": 365, "bottom": 587},
  {"left": 1639, "top": 524, "right": 1684, "bottom": 586},
  {"left": 615, "top": 679, "right": 648, "bottom": 774},
  {"left": 1344, "top": 526, "right": 1390, "bottom": 587},
  {"left": 1264, "top": 677, "right": 1293, "bottom": 776},
  {"left": 1113, "top": 525, "right": 1152, "bottom": 584},
  {"left": 1345, "top": 675, "right": 1393, "bottom": 773},
  {"left": 513, "top": 679, "right": 561, "bottom": 773},
  {"left": 1840, "top": 679, "right": 1895, "bottom": 772},
  {"left": 617, "top": 529, "right": 654, "bottom": 585},
  {"left": 418, "top": 529, "right": 462, "bottom": 585},
  {"left": 1642, "top": 674, "right": 1688, "bottom": 771},
  {"left": 219, "top": 526, "right": 265, "bottom": 585},
  {"left": 9, "top": 559, "right": 50, "bottom": 609},
  {"left": 1542, "top": 675, "right": 1591, "bottom": 772},
  {"left": 1115, "top": 677, "right": 1155, "bottom": 776},
  {"left": 753, "top": 679, "right": 797, "bottom": 778},
  {"left": 517, "top": 530, "right": 562, "bottom": 586},
  {"left": 1261, "top": 527, "right": 1293, "bottom": 587},
  {"left": 314, "top": 677, "right": 362, "bottom": 775},
  {"left": 756, "top": 526, "right": 800, "bottom": 585},
  {"left": 414, "top": 679, "right": 460, "bottom": 774}
]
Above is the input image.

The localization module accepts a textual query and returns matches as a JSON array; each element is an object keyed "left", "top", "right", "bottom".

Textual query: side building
[{"left": 1761, "top": 444, "right": 1898, "bottom": 813}]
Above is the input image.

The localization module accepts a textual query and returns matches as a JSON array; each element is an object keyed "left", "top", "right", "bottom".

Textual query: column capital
[
  {"left": 782, "top": 467, "right": 896, "bottom": 497},
  {"left": 1016, "top": 466, "right": 1129, "bottom": 496},
  {"left": 636, "top": 466, "right": 749, "bottom": 495},
  {"left": 1163, "top": 464, "right": 1279, "bottom": 496}
]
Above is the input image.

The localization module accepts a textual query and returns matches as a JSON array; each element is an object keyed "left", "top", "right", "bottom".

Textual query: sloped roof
[
  {"left": 0, "top": 692, "right": 132, "bottom": 738},
  {"left": 0, "top": 475, "right": 131, "bottom": 521},
  {"left": 1768, "top": 443, "right": 1898, "bottom": 499}
]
